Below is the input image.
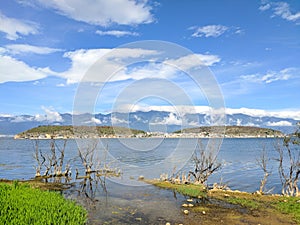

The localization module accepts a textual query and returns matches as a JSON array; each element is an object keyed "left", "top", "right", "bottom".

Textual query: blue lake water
[
  {"left": 0, "top": 137, "right": 283, "bottom": 193},
  {"left": 0, "top": 137, "right": 288, "bottom": 224}
]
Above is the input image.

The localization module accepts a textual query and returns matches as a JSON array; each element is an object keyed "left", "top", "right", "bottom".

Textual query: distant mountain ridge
[{"left": 0, "top": 110, "right": 298, "bottom": 135}]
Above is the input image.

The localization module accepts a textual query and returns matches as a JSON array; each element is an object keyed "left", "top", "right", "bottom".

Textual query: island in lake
[{"left": 14, "top": 125, "right": 284, "bottom": 139}]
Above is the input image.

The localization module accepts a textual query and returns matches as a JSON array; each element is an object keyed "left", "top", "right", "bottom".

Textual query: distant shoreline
[
  {"left": 13, "top": 125, "right": 285, "bottom": 140},
  {"left": 14, "top": 134, "right": 284, "bottom": 140}
]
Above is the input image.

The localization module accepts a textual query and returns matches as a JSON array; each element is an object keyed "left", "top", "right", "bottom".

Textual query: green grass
[
  {"left": 150, "top": 181, "right": 206, "bottom": 198},
  {"left": 275, "top": 197, "right": 300, "bottom": 224},
  {"left": 224, "top": 196, "right": 260, "bottom": 210},
  {"left": 148, "top": 180, "right": 300, "bottom": 223},
  {"left": 0, "top": 181, "right": 87, "bottom": 225}
]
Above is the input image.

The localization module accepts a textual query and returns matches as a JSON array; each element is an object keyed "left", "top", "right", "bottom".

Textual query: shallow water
[{"left": 0, "top": 137, "right": 286, "bottom": 224}]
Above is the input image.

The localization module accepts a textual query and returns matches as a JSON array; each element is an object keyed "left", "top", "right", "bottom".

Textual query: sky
[{"left": 0, "top": 0, "right": 300, "bottom": 119}]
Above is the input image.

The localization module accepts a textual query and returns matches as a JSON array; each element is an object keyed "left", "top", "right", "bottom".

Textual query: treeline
[
  {"left": 175, "top": 126, "right": 284, "bottom": 137},
  {"left": 16, "top": 125, "right": 145, "bottom": 138}
]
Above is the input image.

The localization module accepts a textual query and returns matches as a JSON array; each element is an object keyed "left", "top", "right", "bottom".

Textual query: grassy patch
[
  {"left": 148, "top": 180, "right": 206, "bottom": 198},
  {"left": 0, "top": 181, "right": 87, "bottom": 225},
  {"left": 275, "top": 197, "right": 300, "bottom": 224},
  {"left": 224, "top": 196, "right": 260, "bottom": 210},
  {"left": 148, "top": 180, "right": 299, "bottom": 223}
]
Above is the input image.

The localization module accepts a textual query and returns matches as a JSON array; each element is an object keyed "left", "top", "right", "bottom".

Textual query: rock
[
  {"left": 197, "top": 195, "right": 202, "bottom": 199},
  {"left": 165, "top": 223, "right": 171, "bottom": 225},
  {"left": 183, "top": 209, "right": 189, "bottom": 215},
  {"left": 188, "top": 203, "right": 194, "bottom": 207},
  {"left": 224, "top": 194, "right": 230, "bottom": 197},
  {"left": 135, "top": 217, "right": 142, "bottom": 221},
  {"left": 186, "top": 199, "right": 193, "bottom": 202},
  {"left": 182, "top": 203, "right": 188, "bottom": 207},
  {"left": 202, "top": 211, "right": 206, "bottom": 215},
  {"left": 138, "top": 176, "right": 144, "bottom": 180}
]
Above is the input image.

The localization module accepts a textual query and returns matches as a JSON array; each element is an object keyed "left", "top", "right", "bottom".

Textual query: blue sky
[{"left": 0, "top": 0, "right": 299, "bottom": 119}]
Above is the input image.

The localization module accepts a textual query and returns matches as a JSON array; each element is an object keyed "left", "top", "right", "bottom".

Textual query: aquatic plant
[{"left": 0, "top": 181, "right": 87, "bottom": 225}]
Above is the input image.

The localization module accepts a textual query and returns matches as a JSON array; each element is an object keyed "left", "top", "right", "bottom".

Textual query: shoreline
[{"left": 13, "top": 134, "right": 285, "bottom": 140}]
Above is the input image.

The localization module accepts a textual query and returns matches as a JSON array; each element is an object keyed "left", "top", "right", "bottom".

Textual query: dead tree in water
[
  {"left": 256, "top": 147, "right": 272, "bottom": 194},
  {"left": 33, "top": 140, "right": 45, "bottom": 177},
  {"left": 189, "top": 140, "right": 221, "bottom": 185},
  {"left": 33, "top": 139, "right": 70, "bottom": 178},
  {"left": 275, "top": 126, "right": 300, "bottom": 196},
  {"left": 78, "top": 140, "right": 98, "bottom": 174}
]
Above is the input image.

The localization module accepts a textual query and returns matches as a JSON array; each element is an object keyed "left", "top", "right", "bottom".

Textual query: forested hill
[
  {"left": 174, "top": 126, "right": 284, "bottom": 138},
  {"left": 14, "top": 125, "right": 146, "bottom": 139},
  {"left": 15, "top": 125, "right": 285, "bottom": 139}
]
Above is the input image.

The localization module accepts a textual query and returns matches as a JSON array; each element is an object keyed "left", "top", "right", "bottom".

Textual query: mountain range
[{"left": 0, "top": 110, "right": 298, "bottom": 136}]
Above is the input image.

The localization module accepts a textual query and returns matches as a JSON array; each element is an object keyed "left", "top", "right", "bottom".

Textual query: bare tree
[
  {"left": 78, "top": 140, "right": 98, "bottom": 174},
  {"left": 33, "top": 138, "right": 70, "bottom": 178},
  {"left": 275, "top": 125, "right": 300, "bottom": 197},
  {"left": 256, "top": 147, "right": 272, "bottom": 194},
  {"left": 33, "top": 140, "right": 45, "bottom": 177},
  {"left": 189, "top": 140, "right": 221, "bottom": 185}
]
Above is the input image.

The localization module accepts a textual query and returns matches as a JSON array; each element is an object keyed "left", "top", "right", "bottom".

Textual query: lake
[{"left": 0, "top": 137, "right": 286, "bottom": 224}]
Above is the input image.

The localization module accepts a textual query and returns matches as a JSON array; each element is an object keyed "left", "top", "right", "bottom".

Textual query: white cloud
[
  {"left": 260, "top": 1, "right": 300, "bottom": 23},
  {"left": 0, "top": 55, "right": 48, "bottom": 83},
  {"left": 5, "top": 44, "right": 62, "bottom": 55},
  {"left": 114, "top": 105, "right": 300, "bottom": 121},
  {"left": 241, "top": 68, "right": 296, "bottom": 84},
  {"left": 189, "top": 25, "right": 228, "bottom": 38},
  {"left": 0, "top": 114, "right": 13, "bottom": 118},
  {"left": 1, "top": 45, "right": 218, "bottom": 84},
  {"left": 0, "top": 12, "right": 38, "bottom": 40},
  {"left": 266, "top": 121, "right": 293, "bottom": 126},
  {"left": 111, "top": 116, "right": 127, "bottom": 124},
  {"left": 273, "top": 2, "right": 300, "bottom": 22},
  {"left": 96, "top": 30, "right": 139, "bottom": 37},
  {"left": 149, "top": 113, "right": 183, "bottom": 126},
  {"left": 56, "top": 83, "right": 66, "bottom": 87},
  {"left": 11, "top": 116, "right": 33, "bottom": 123},
  {"left": 34, "top": 106, "right": 63, "bottom": 122},
  {"left": 91, "top": 117, "right": 102, "bottom": 124},
  {"left": 226, "top": 107, "right": 300, "bottom": 120},
  {"left": 61, "top": 48, "right": 160, "bottom": 83},
  {"left": 35, "top": 0, "right": 153, "bottom": 26},
  {"left": 166, "top": 53, "right": 221, "bottom": 69},
  {"left": 259, "top": 3, "right": 271, "bottom": 11},
  {"left": 61, "top": 48, "right": 111, "bottom": 83}
]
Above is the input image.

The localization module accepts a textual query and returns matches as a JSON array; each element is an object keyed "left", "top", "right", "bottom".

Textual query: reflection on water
[
  {"left": 0, "top": 137, "right": 285, "bottom": 224},
  {"left": 65, "top": 175, "right": 192, "bottom": 224}
]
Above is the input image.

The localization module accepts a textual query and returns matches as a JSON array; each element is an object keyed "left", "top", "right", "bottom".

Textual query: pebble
[
  {"left": 183, "top": 209, "right": 189, "bottom": 215},
  {"left": 186, "top": 199, "right": 193, "bottom": 202},
  {"left": 165, "top": 223, "right": 171, "bottom": 225},
  {"left": 182, "top": 203, "right": 188, "bottom": 207},
  {"left": 224, "top": 194, "right": 230, "bottom": 197},
  {"left": 202, "top": 211, "right": 206, "bottom": 215},
  {"left": 188, "top": 203, "right": 194, "bottom": 207},
  {"left": 135, "top": 217, "right": 142, "bottom": 221}
]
